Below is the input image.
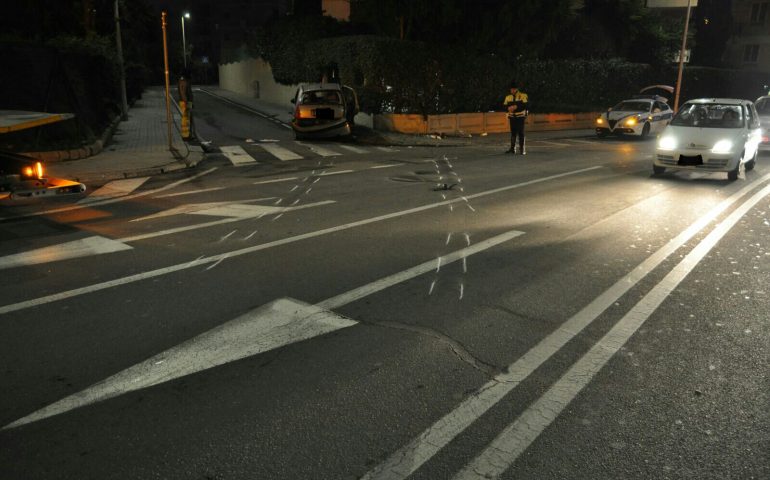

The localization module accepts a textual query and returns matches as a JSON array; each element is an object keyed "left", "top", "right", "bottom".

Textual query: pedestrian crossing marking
[
  {"left": 257, "top": 143, "right": 303, "bottom": 161},
  {"left": 296, "top": 142, "right": 342, "bottom": 157},
  {"left": 337, "top": 144, "right": 368, "bottom": 154},
  {"left": 0, "top": 236, "right": 132, "bottom": 270},
  {"left": 220, "top": 145, "right": 257, "bottom": 165},
  {"left": 78, "top": 177, "right": 149, "bottom": 204}
]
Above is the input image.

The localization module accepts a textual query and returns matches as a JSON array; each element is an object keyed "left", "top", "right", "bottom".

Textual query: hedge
[{"left": 274, "top": 35, "right": 770, "bottom": 116}]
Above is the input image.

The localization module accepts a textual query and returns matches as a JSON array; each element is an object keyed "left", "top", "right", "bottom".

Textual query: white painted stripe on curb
[
  {"left": 297, "top": 142, "right": 342, "bottom": 157},
  {"left": 453, "top": 181, "right": 770, "bottom": 480},
  {"left": 0, "top": 166, "right": 600, "bottom": 315},
  {"left": 220, "top": 145, "right": 257, "bottom": 165},
  {"left": 362, "top": 173, "right": 770, "bottom": 480},
  {"left": 4, "top": 229, "right": 526, "bottom": 429},
  {"left": 78, "top": 177, "right": 149, "bottom": 203},
  {"left": 257, "top": 143, "right": 302, "bottom": 161},
  {"left": 3, "top": 298, "right": 357, "bottom": 429},
  {"left": 337, "top": 144, "right": 368, "bottom": 154},
  {"left": 0, "top": 236, "right": 132, "bottom": 270}
]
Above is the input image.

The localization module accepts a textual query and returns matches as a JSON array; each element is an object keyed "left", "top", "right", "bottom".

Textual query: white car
[
  {"left": 595, "top": 96, "right": 673, "bottom": 138},
  {"left": 754, "top": 95, "right": 770, "bottom": 150},
  {"left": 654, "top": 98, "right": 761, "bottom": 181}
]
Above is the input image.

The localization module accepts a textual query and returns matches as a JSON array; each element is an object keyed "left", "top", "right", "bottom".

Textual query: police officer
[{"left": 504, "top": 81, "right": 529, "bottom": 154}]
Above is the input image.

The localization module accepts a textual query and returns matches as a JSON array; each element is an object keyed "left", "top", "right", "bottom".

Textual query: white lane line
[
  {"left": 370, "top": 164, "right": 400, "bottom": 169},
  {"left": 297, "top": 142, "right": 342, "bottom": 157},
  {"left": 3, "top": 298, "right": 357, "bottom": 430},
  {"left": 6, "top": 168, "right": 218, "bottom": 219},
  {"left": 0, "top": 236, "right": 132, "bottom": 270},
  {"left": 154, "top": 187, "right": 226, "bottom": 198},
  {"left": 256, "top": 143, "right": 303, "bottom": 161},
  {"left": 337, "top": 144, "right": 369, "bottom": 154},
  {"left": 4, "top": 229, "right": 525, "bottom": 430},
  {"left": 254, "top": 177, "right": 298, "bottom": 185},
  {"left": 361, "top": 172, "right": 770, "bottom": 480},
  {"left": 453, "top": 180, "right": 770, "bottom": 480},
  {"left": 376, "top": 146, "right": 398, "bottom": 152},
  {"left": 536, "top": 140, "right": 572, "bottom": 147},
  {"left": 220, "top": 145, "right": 257, "bottom": 166},
  {"left": 317, "top": 170, "right": 354, "bottom": 177},
  {"left": 119, "top": 200, "right": 336, "bottom": 242},
  {"left": 0, "top": 166, "right": 600, "bottom": 315},
  {"left": 318, "top": 230, "right": 524, "bottom": 310},
  {"left": 78, "top": 177, "right": 149, "bottom": 204}
]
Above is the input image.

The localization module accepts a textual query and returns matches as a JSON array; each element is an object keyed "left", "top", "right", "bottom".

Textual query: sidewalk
[
  {"left": 45, "top": 87, "right": 203, "bottom": 186},
  {"left": 197, "top": 86, "right": 596, "bottom": 148}
]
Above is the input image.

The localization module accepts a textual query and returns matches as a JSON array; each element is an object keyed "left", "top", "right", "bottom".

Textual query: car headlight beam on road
[
  {"left": 658, "top": 136, "right": 677, "bottom": 151},
  {"left": 711, "top": 139, "right": 734, "bottom": 154}
]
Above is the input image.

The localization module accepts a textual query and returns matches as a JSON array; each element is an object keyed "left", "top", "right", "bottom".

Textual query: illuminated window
[{"left": 744, "top": 44, "right": 760, "bottom": 62}]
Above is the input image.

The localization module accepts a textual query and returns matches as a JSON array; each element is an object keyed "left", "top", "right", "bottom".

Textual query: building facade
[{"left": 724, "top": 0, "right": 770, "bottom": 72}]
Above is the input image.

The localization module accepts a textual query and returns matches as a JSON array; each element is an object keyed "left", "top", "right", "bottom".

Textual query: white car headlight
[
  {"left": 711, "top": 139, "right": 734, "bottom": 154},
  {"left": 658, "top": 136, "right": 677, "bottom": 151}
]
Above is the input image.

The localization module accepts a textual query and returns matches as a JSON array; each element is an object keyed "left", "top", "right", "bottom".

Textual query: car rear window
[
  {"left": 301, "top": 91, "right": 342, "bottom": 105},
  {"left": 670, "top": 103, "right": 744, "bottom": 128}
]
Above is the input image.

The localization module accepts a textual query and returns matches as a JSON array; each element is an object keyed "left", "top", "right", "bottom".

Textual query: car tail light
[
  {"left": 36, "top": 162, "right": 44, "bottom": 179},
  {"left": 22, "top": 161, "right": 45, "bottom": 179}
]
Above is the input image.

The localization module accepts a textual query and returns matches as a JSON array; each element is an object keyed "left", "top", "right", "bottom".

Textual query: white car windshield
[
  {"left": 612, "top": 101, "right": 650, "bottom": 112},
  {"left": 301, "top": 91, "right": 342, "bottom": 105},
  {"left": 670, "top": 103, "right": 744, "bottom": 128}
]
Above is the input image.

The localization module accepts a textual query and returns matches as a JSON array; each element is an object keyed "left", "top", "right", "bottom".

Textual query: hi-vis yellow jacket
[{"left": 504, "top": 91, "right": 529, "bottom": 118}]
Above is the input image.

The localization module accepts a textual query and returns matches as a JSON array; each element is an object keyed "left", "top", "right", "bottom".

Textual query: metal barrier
[{"left": 375, "top": 111, "right": 600, "bottom": 135}]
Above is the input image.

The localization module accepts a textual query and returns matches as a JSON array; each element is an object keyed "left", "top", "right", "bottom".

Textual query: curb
[{"left": 22, "top": 113, "right": 122, "bottom": 163}]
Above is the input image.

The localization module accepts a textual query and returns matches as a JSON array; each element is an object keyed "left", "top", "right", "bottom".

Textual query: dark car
[{"left": 290, "top": 83, "right": 359, "bottom": 139}]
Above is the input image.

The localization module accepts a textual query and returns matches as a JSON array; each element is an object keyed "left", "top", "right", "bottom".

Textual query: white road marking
[
  {"left": 565, "top": 138, "right": 598, "bottom": 144},
  {"left": 119, "top": 201, "right": 336, "bottom": 242},
  {"left": 0, "top": 236, "right": 132, "bottom": 270},
  {"left": 130, "top": 198, "right": 278, "bottom": 221},
  {"left": 220, "top": 145, "right": 257, "bottom": 165},
  {"left": 3, "top": 298, "right": 357, "bottom": 430},
  {"left": 254, "top": 177, "right": 298, "bottom": 185},
  {"left": 376, "top": 146, "right": 398, "bottom": 152},
  {"left": 7, "top": 168, "right": 218, "bottom": 219},
  {"left": 337, "top": 144, "right": 368, "bottom": 154},
  {"left": 453, "top": 180, "right": 770, "bottom": 480},
  {"left": 537, "top": 140, "right": 572, "bottom": 147},
  {"left": 317, "top": 170, "right": 354, "bottom": 177},
  {"left": 362, "top": 172, "right": 770, "bottom": 480},
  {"left": 154, "top": 187, "right": 226, "bottom": 198},
  {"left": 78, "top": 177, "right": 149, "bottom": 204},
  {"left": 4, "top": 229, "right": 525, "bottom": 429},
  {"left": 257, "top": 143, "right": 303, "bottom": 161},
  {"left": 0, "top": 166, "right": 600, "bottom": 316},
  {"left": 297, "top": 142, "right": 342, "bottom": 157},
  {"left": 370, "top": 164, "right": 400, "bottom": 169}
]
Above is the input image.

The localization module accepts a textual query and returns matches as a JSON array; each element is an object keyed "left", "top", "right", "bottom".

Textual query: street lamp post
[{"left": 181, "top": 12, "right": 190, "bottom": 69}]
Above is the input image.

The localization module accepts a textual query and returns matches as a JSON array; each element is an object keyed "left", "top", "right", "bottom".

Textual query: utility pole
[
  {"left": 673, "top": 0, "right": 693, "bottom": 111},
  {"left": 161, "top": 11, "right": 174, "bottom": 153},
  {"left": 114, "top": 0, "right": 129, "bottom": 121}
]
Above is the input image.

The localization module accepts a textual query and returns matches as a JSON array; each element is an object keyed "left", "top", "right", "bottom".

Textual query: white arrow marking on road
[
  {"left": 130, "top": 198, "right": 277, "bottom": 221},
  {"left": 0, "top": 236, "right": 132, "bottom": 270},
  {"left": 2, "top": 298, "right": 357, "bottom": 430},
  {"left": 78, "top": 177, "right": 149, "bottom": 204},
  {"left": 3, "top": 229, "right": 525, "bottom": 430}
]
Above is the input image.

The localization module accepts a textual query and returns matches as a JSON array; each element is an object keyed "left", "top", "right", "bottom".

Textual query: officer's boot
[{"left": 519, "top": 139, "right": 526, "bottom": 155}]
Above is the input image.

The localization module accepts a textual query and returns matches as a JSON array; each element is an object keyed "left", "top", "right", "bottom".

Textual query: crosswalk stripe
[
  {"left": 375, "top": 146, "right": 398, "bottom": 152},
  {"left": 78, "top": 177, "right": 149, "bottom": 204},
  {"left": 297, "top": 142, "right": 342, "bottom": 157},
  {"left": 337, "top": 144, "right": 368, "bottom": 154},
  {"left": 0, "top": 236, "right": 132, "bottom": 270},
  {"left": 257, "top": 143, "right": 303, "bottom": 161},
  {"left": 220, "top": 145, "right": 257, "bottom": 165}
]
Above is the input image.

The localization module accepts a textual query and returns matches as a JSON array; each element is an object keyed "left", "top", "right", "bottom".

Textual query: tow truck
[{"left": 0, "top": 111, "right": 86, "bottom": 203}]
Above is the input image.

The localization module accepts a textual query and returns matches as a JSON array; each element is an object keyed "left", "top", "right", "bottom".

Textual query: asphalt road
[{"left": 0, "top": 94, "right": 768, "bottom": 480}]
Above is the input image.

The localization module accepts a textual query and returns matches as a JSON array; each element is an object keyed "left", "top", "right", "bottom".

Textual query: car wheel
[
  {"left": 728, "top": 163, "right": 740, "bottom": 181},
  {"left": 641, "top": 123, "right": 651, "bottom": 139},
  {"left": 746, "top": 151, "right": 757, "bottom": 171},
  {"left": 596, "top": 130, "right": 607, "bottom": 138},
  {"left": 653, "top": 165, "right": 666, "bottom": 175}
]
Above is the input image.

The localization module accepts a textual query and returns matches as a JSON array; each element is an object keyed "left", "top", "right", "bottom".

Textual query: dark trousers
[{"left": 508, "top": 116, "right": 525, "bottom": 150}]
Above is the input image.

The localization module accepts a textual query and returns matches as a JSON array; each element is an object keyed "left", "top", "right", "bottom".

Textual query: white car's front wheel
[{"left": 641, "top": 123, "right": 650, "bottom": 138}]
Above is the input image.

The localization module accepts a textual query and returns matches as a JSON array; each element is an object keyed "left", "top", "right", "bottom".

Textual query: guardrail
[{"left": 374, "top": 111, "right": 601, "bottom": 135}]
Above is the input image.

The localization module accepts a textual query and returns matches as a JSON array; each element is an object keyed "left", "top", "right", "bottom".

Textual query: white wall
[{"left": 218, "top": 57, "right": 299, "bottom": 111}]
